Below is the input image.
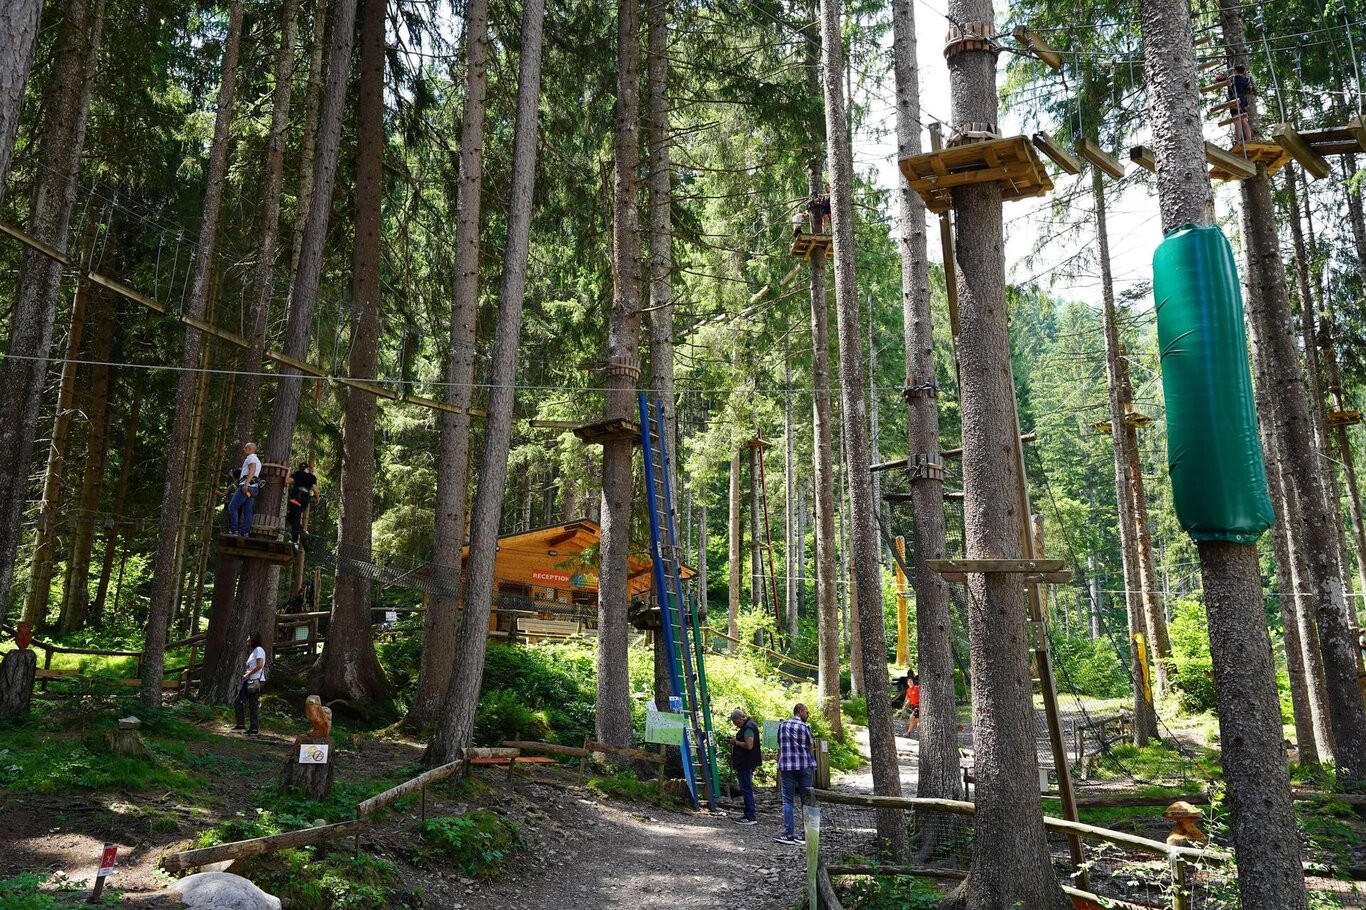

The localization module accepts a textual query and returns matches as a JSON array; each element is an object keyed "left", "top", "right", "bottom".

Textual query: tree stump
[
  {"left": 0, "top": 647, "right": 37, "bottom": 716},
  {"left": 281, "top": 735, "right": 334, "bottom": 800},
  {"left": 107, "top": 716, "right": 150, "bottom": 757}
]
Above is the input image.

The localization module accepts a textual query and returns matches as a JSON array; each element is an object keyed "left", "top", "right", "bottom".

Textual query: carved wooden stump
[
  {"left": 281, "top": 735, "right": 334, "bottom": 800},
  {"left": 106, "top": 716, "right": 150, "bottom": 756},
  {"left": 0, "top": 648, "right": 37, "bottom": 716}
]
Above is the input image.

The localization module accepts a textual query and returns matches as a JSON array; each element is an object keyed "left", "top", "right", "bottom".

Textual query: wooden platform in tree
[
  {"left": 571, "top": 418, "right": 642, "bottom": 446},
  {"left": 897, "top": 135, "right": 1054, "bottom": 214},
  {"left": 1208, "top": 141, "right": 1288, "bottom": 181},
  {"left": 219, "top": 534, "right": 298, "bottom": 565},
  {"left": 928, "top": 557, "right": 1072, "bottom": 585},
  {"left": 789, "top": 233, "right": 832, "bottom": 260},
  {"left": 1328, "top": 408, "right": 1363, "bottom": 428},
  {"left": 1090, "top": 409, "right": 1154, "bottom": 433}
]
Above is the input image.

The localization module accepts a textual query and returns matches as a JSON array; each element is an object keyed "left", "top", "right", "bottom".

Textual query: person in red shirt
[{"left": 903, "top": 671, "right": 921, "bottom": 738}]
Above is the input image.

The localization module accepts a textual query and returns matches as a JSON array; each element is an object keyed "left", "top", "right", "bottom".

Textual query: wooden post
[
  {"left": 893, "top": 536, "right": 910, "bottom": 666},
  {"left": 1170, "top": 854, "right": 1191, "bottom": 910}
]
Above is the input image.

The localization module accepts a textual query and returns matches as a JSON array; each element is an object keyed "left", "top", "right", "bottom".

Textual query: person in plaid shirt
[{"left": 774, "top": 703, "right": 816, "bottom": 844}]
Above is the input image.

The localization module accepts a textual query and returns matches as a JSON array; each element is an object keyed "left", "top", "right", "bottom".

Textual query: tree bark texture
[
  {"left": 426, "top": 0, "right": 543, "bottom": 764},
  {"left": 312, "top": 0, "right": 389, "bottom": 704},
  {"left": 407, "top": 0, "right": 492, "bottom": 731},
  {"left": 596, "top": 0, "right": 644, "bottom": 750},
  {"left": 818, "top": 0, "right": 902, "bottom": 855},
  {"left": 232, "top": 0, "right": 303, "bottom": 454},
  {"left": 749, "top": 445, "right": 762, "bottom": 617},
  {"left": 891, "top": 0, "right": 958, "bottom": 803},
  {"left": 213, "top": 0, "right": 358, "bottom": 705},
  {"left": 1197, "top": 541, "right": 1309, "bottom": 910},
  {"left": 0, "top": 648, "right": 37, "bottom": 716},
  {"left": 941, "top": 5, "right": 1067, "bottom": 905},
  {"left": 1094, "top": 166, "right": 1158, "bottom": 745},
  {"left": 646, "top": 0, "right": 675, "bottom": 479},
  {"left": 0, "top": 0, "right": 103, "bottom": 622},
  {"left": 23, "top": 279, "right": 90, "bottom": 625},
  {"left": 728, "top": 449, "right": 741, "bottom": 650},
  {"left": 58, "top": 293, "right": 115, "bottom": 634},
  {"left": 144, "top": 0, "right": 244, "bottom": 707},
  {"left": 0, "top": 0, "right": 41, "bottom": 209},
  {"left": 290, "top": 0, "right": 329, "bottom": 279},
  {"left": 784, "top": 360, "right": 799, "bottom": 637},
  {"left": 93, "top": 390, "right": 140, "bottom": 625}
]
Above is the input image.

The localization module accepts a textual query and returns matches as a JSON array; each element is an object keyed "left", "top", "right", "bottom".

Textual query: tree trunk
[
  {"left": 784, "top": 360, "right": 799, "bottom": 637},
  {"left": 144, "top": 0, "right": 245, "bottom": 708},
  {"left": 749, "top": 445, "right": 763, "bottom": 620},
  {"left": 290, "top": 0, "right": 328, "bottom": 279},
  {"left": 596, "top": 0, "right": 644, "bottom": 751},
  {"left": 93, "top": 390, "right": 140, "bottom": 625},
  {"left": 939, "top": 4, "right": 1066, "bottom": 905},
  {"left": 312, "top": 0, "right": 389, "bottom": 704},
  {"left": 211, "top": 0, "right": 358, "bottom": 705},
  {"left": 0, "top": 0, "right": 41, "bottom": 207},
  {"left": 646, "top": 0, "right": 675, "bottom": 484},
  {"left": 426, "top": 0, "right": 543, "bottom": 764},
  {"left": 405, "top": 0, "right": 492, "bottom": 731},
  {"left": 1093, "top": 165, "right": 1158, "bottom": 745},
  {"left": 1124, "top": 374, "right": 1171, "bottom": 696},
  {"left": 23, "top": 280, "right": 90, "bottom": 625},
  {"left": 1281, "top": 449, "right": 1336, "bottom": 759},
  {"left": 0, "top": 0, "right": 103, "bottom": 622},
  {"left": 1218, "top": 4, "right": 1366, "bottom": 787},
  {"left": 818, "top": 0, "right": 902, "bottom": 854},
  {"left": 698, "top": 500, "right": 709, "bottom": 621},
  {"left": 232, "top": 0, "right": 303, "bottom": 454},
  {"left": 728, "top": 449, "right": 741, "bottom": 650},
  {"left": 1133, "top": 4, "right": 1310, "bottom": 906},
  {"left": 891, "top": 0, "right": 958, "bottom": 803},
  {"left": 58, "top": 294, "right": 114, "bottom": 634}
]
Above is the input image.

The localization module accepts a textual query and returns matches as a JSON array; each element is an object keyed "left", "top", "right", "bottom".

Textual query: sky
[{"left": 851, "top": 0, "right": 1253, "bottom": 311}]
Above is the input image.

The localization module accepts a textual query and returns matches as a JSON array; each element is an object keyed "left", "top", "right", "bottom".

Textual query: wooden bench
[{"left": 515, "top": 618, "right": 583, "bottom": 642}]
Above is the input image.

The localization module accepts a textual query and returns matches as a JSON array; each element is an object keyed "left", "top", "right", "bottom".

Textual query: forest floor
[{"left": 0, "top": 700, "right": 816, "bottom": 909}]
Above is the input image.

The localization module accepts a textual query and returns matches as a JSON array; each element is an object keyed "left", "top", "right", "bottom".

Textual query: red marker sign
[{"left": 97, "top": 844, "right": 118, "bottom": 877}]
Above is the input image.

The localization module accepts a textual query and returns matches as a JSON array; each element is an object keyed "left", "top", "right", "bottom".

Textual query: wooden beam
[
  {"left": 502, "top": 740, "right": 591, "bottom": 758},
  {"left": 1348, "top": 115, "right": 1366, "bottom": 153},
  {"left": 584, "top": 740, "right": 667, "bottom": 765},
  {"left": 89, "top": 271, "right": 165, "bottom": 314},
  {"left": 1031, "top": 133, "right": 1083, "bottom": 174},
  {"left": 1205, "top": 141, "right": 1256, "bottom": 180},
  {"left": 0, "top": 222, "right": 69, "bottom": 264},
  {"left": 357, "top": 759, "right": 465, "bottom": 816},
  {"left": 1012, "top": 26, "right": 1063, "bottom": 71},
  {"left": 183, "top": 314, "right": 249, "bottom": 349},
  {"left": 1129, "top": 145, "right": 1156, "bottom": 173},
  {"left": 265, "top": 348, "right": 329, "bottom": 377},
  {"left": 928, "top": 557, "right": 1066, "bottom": 574},
  {"left": 161, "top": 820, "right": 371, "bottom": 872},
  {"left": 1074, "top": 137, "right": 1126, "bottom": 180},
  {"left": 334, "top": 376, "right": 401, "bottom": 400}
]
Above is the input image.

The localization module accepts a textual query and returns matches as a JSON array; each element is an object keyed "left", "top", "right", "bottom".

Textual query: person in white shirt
[
  {"left": 227, "top": 443, "right": 263, "bottom": 537},
  {"left": 232, "top": 631, "right": 267, "bottom": 735}
]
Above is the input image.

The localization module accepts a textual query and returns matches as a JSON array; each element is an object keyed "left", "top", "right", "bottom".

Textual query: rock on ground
[{"left": 170, "top": 872, "right": 281, "bottom": 910}]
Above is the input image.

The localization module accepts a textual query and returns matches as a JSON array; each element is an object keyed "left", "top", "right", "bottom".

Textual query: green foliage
[
  {"left": 473, "top": 689, "right": 551, "bottom": 745},
  {"left": 587, "top": 771, "right": 681, "bottom": 808},
  {"left": 1050, "top": 630, "right": 1131, "bottom": 699},
  {"left": 0, "top": 726, "right": 197, "bottom": 795},
  {"left": 843, "top": 696, "right": 869, "bottom": 726},
  {"left": 235, "top": 851, "right": 418, "bottom": 910},
  {"left": 1168, "top": 597, "right": 1218, "bottom": 714},
  {"left": 837, "top": 873, "right": 944, "bottom": 910},
  {"left": 0, "top": 873, "right": 120, "bottom": 909},
  {"left": 475, "top": 642, "right": 598, "bottom": 744},
  {"left": 420, "top": 809, "right": 520, "bottom": 875}
]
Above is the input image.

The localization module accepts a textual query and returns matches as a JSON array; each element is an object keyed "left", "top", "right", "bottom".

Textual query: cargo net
[{"left": 814, "top": 798, "right": 1242, "bottom": 909}]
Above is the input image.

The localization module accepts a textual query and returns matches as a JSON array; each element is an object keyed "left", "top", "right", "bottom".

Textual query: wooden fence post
[{"left": 1170, "top": 854, "right": 1190, "bottom": 910}]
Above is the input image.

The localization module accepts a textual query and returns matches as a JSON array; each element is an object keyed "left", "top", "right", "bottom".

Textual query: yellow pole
[{"left": 895, "top": 536, "right": 910, "bottom": 666}]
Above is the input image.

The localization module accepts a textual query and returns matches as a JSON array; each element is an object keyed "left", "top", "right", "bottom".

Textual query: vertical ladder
[{"left": 639, "top": 394, "right": 718, "bottom": 809}]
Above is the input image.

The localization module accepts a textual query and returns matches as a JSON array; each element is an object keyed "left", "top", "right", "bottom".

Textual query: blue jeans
[
  {"left": 736, "top": 765, "right": 757, "bottom": 820},
  {"left": 780, "top": 766, "right": 814, "bottom": 835},
  {"left": 228, "top": 487, "right": 255, "bottom": 535}
]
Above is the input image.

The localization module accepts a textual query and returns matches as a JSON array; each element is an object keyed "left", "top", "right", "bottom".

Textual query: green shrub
[
  {"left": 420, "top": 809, "right": 520, "bottom": 875},
  {"left": 587, "top": 770, "right": 681, "bottom": 808},
  {"left": 1168, "top": 597, "right": 1217, "bottom": 714},
  {"left": 236, "top": 851, "right": 416, "bottom": 910},
  {"left": 838, "top": 872, "right": 943, "bottom": 910},
  {"left": 1050, "top": 630, "right": 1130, "bottom": 699},
  {"left": 474, "top": 689, "right": 551, "bottom": 744}
]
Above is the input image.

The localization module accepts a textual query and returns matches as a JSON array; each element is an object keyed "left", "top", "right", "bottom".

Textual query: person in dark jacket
[
  {"left": 1229, "top": 64, "right": 1254, "bottom": 143},
  {"left": 285, "top": 461, "right": 319, "bottom": 548},
  {"left": 729, "top": 707, "right": 762, "bottom": 825}
]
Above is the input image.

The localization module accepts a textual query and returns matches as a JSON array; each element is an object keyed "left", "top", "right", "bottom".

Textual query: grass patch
[
  {"left": 835, "top": 872, "right": 945, "bottom": 909},
  {"left": 419, "top": 809, "right": 520, "bottom": 875},
  {"left": 0, "top": 872, "right": 121, "bottom": 909},
  {"left": 587, "top": 770, "right": 681, "bottom": 808}
]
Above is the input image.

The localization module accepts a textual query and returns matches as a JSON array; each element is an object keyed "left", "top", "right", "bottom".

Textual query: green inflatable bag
[{"left": 1153, "top": 223, "right": 1273, "bottom": 544}]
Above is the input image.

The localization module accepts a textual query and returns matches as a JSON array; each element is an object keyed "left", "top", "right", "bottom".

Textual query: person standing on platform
[
  {"left": 730, "top": 707, "right": 762, "bottom": 825},
  {"left": 1229, "top": 64, "right": 1255, "bottom": 143},
  {"left": 774, "top": 702, "right": 816, "bottom": 845},
  {"left": 227, "top": 443, "right": 262, "bottom": 537},
  {"left": 814, "top": 184, "right": 832, "bottom": 234},
  {"left": 286, "top": 461, "right": 319, "bottom": 548}
]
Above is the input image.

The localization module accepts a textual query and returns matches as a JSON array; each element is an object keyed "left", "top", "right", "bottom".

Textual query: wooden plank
[
  {"left": 927, "top": 558, "right": 1067, "bottom": 574},
  {"left": 182, "top": 314, "right": 250, "bottom": 349},
  {"left": 0, "top": 222, "right": 69, "bottom": 264},
  {"left": 357, "top": 759, "right": 465, "bottom": 816},
  {"left": 335, "top": 377, "right": 401, "bottom": 400},
  {"left": 1011, "top": 26, "right": 1063, "bottom": 70},
  {"left": 265, "top": 348, "right": 329, "bottom": 377},
  {"left": 1348, "top": 115, "right": 1366, "bottom": 153},
  {"left": 584, "top": 740, "right": 666, "bottom": 765},
  {"left": 1129, "top": 145, "right": 1157, "bottom": 173},
  {"left": 1201, "top": 78, "right": 1230, "bottom": 93},
  {"left": 1208, "top": 99, "right": 1239, "bottom": 115},
  {"left": 1074, "top": 137, "right": 1126, "bottom": 180},
  {"left": 1205, "top": 141, "right": 1256, "bottom": 180},
  {"left": 161, "top": 820, "right": 371, "bottom": 872},
  {"left": 501, "top": 740, "right": 591, "bottom": 758},
  {"left": 89, "top": 272, "right": 165, "bottom": 313}
]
